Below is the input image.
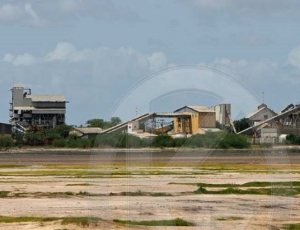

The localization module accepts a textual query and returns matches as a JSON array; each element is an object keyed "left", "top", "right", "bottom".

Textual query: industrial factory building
[
  {"left": 9, "top": 84, "right": 67, "bottom": 133},
  {"left": 173, "top": 106, "right": 216, "bottom": 134}
]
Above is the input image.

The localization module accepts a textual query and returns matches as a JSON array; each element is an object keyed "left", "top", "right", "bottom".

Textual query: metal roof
[
  {"left": 14, "top": 106, "right": 34, "bottom": 110},
  {"left": 72, "top": 127, "right": 103, "bottom": 134},
  {"left": 245, "top": 106, "right": 266, "bottom": 119},
  {"left": 175, "top": 106, "right": 215, "bottom": 113},
  {"left": 188, "top": 106, "right": 214, "bottom": 112},
  {"left": 245, "top": 106, "right": 277, "bottom": 119},
  {"left": 13, "top": 83, "right": 24, "bottom": 88},
  {"left": 27, "top": 95, "right": 66, "bottom": 102}
]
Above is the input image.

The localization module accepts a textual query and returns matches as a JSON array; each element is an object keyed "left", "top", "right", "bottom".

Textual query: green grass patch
[
  {"left": 0, "top": 191, "right": 9, "bottom": 198},
  {"left": 76, "top": 191, "right": 93, "bottom": 196},
  {"left": 61, "top": 217, "right": 101, "bottom": 227},
  {"left": 113, "top": 218, "right": 194, "bottom": 226},
  {"left": 120, "top": 190, "right": 143, "bottom": 196},
  {"left": 66, "top": 183, "right": 94, "bottom": 186},
  {"left": 151, "top": 192, "right": 173, "bottom": 197},
  {"left": 242, "top": 181, "right": 300, "bottom": 187},
  {"left": 216, "top": 216, "right": 244, "bottom": 221},
  {"left": 0, "top": 165, "right": 25, "bottom": 169},
  {"left": 0, "top": 216, "right": 102, "bottom": 227},
  {"left": 0, "top": 216, "right": 59, "bottom": 223},
  {"left": 194, "top": 186, "right": 297, "bottom": 196},
  {"left": 283, "top": 224, "right": 300, "bottom": 230},
  {"left": 170, "top": 181, "right": 300, "bottom": 188}
]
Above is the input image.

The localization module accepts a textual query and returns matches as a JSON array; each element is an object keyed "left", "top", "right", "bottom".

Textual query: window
[{"left": 264, "top": 115, "right": 268, "bottom": 120}]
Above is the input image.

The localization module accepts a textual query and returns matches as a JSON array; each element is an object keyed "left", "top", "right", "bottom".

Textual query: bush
[
  {"left": 184, "top": 132, "right": 225, "bottom": 148},
  {"left": 12, "top": 133, "right": 24, "bottom": 148},
  {"left": 66, "top": 138, "right": 91, "bottom": 148},
  {"left": 94, "top": 132, "right": 148, "bottom": 148},
  {"left": 0, "top": 137, "right": 13, "bottom": 151},
  {"left": 218, "top": 133, "right": 250, "bottom": 149},
  {"left": 76, "top": 138, "right": 91, "bottom": 148},
  {"left": 173, "top": 138, "right": 188, "bottom": 147},
  {"left": 152, "top": 134, "right": 174, "bottom": 148},
  {"left": 286, "top": 133, "right": 300, "bottom": 145},
  {"left": 53, "top": 138, "right": 66, "bottom": 147}
]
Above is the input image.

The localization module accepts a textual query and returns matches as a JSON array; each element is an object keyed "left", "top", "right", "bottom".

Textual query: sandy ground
[{"left": 0, "top": 148, "right": 299, "bottom": 229}]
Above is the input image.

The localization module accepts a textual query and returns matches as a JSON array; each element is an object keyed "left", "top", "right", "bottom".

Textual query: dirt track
[{"left": 0, "top": 148, "right": 299, "bottom": 165}]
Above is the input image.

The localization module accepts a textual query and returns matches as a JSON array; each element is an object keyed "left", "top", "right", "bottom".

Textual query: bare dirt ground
[{"left": 0, "top": 148, "right": 299, "bottom": 229}]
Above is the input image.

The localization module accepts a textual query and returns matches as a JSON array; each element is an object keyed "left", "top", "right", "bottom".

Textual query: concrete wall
[
  {"left": 199, "top": 112, "right": 216, "bottom": 128},
  {"left": 0, "top": 123, "right": 12, "bottom": 134},
  {"left": 212, "top": 104, "right": 231, "bottom": 125},
  {"left": 260, "top": 128, "right": 278, "bottom": 138}
]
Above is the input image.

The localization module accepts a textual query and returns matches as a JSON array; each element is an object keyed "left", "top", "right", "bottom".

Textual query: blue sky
[{"left": 1, "top": 0, "right": 300, "bottom": 125}]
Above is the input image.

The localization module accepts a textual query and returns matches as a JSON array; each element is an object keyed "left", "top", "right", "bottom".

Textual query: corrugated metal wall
[{"left": 0, "top": 123, "right": 12, "bottom": 134}]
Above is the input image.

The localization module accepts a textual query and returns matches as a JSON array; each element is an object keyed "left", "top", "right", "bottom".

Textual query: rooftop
[
  {"left": 174, "top": 105, "right": 215, "bottom": 113},
  {"left": 27, "top": 95, "right": 66, "bottom": 102},
  {"left": 72, "top": 127, "right": 103, "bottom": 134}
]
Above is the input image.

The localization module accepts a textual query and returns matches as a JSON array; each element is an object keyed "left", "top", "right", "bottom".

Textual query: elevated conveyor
[
  {"left": 101, "top": 112, "right": 191, "bottom": 134},
  {"left": 238, "top": 105, "right": 300, "bottom": 135}
]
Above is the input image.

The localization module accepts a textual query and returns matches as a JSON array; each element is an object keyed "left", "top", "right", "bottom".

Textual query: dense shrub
[
  {"left": 24, "top": 132, "right": 44, "bottom": 146},
  {"left": 12, "top": 133, "right": 24, "bottom": 148},
  {"left": 95, "top": 133, "right": 148, "bottom": 148},
  {"left": 218, "top": 133, "right": 250, "bottom": 149},
  {"left": 152, "top": 134, "right": 174, "bottom": 148},
  {"left": 53, "top": 138, "right": 66, "bottom": 147},
  {"left": 286, "top": 133, "right": 300, "bottom": 145},
  {"left": 75, "top": 138, "right": 91, "bottom": 148},
  {"left": 173, "top": 138, "right": 188, "bottom": 147},
  {"left": 52, "top": 125, "right": 72, "bottom": 138},
  {"left": 0, "top": 136, "right": 13, "bottom": 151},
  {"left": 184, "top": 132, "right": 225, "bottom": 148}
]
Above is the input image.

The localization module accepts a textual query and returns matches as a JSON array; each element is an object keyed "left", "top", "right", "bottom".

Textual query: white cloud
[
  {"left": 0, "top": 4, "right": 23, "bottom": 23},
  {"left": 148, "top": 52, "right": 168, "bottom": 71},
  {"left": 46, "top": 42, "right": 82, "bottom": 62},
  {"left": 287, "top": 46, "right": 300, "bottom": 69},
  {"left": 58, "top": 0, "right": 81, "bottom": 13},
  {"left": 0, "top": 43, "right": 170, "bottom": 123},
  {"left": 3, "top": 53, "right": 36, "bottom": 66},
  {"left": 184, "top": 0, "right": 300, "bottom": 18},
  {"left": 24, "top": 3, "right": 46, "bottom": 27},
  {"left": 0, "top": 1, "right": 140, "bottom": 27},
  {"left": 1, "top": 42, "right": 300, "bottom": 124}
]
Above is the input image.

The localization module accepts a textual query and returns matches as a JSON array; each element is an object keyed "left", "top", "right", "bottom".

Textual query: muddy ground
[{"left": 0, "top": 148, "right": 299, "bottom": 229}]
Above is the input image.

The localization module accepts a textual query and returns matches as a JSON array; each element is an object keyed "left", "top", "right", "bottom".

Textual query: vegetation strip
[
  {"left": 0, "top": 216, "right": 102, "bottom": 226},
  {"left": 194, "top": 186, "right": 300, "bottom": 196},
  {"left": 113, "top": 218, "right": 194, "bottom": 226},
  {"left": 217, "top": 216, "right": 244, "bottom": 221},
  {"left": 283, "top": 223, "right": 300, "bottom": 230},
  {"left": 169, "top": 181, "right": 300, "bottom": 187}
]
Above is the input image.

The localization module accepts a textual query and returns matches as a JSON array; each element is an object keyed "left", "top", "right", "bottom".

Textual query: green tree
[
  {"left": 103, "top": 117, "right": 122, "bottom": 129},
  {"left": 233, "top": 118, "right": 250, "bottom": 133},
  {"left": 109, "top": 117, "right": 122, "bottom": 126},
  {"left": 86, "top": 119, "right": 105, "bottom": 128}
]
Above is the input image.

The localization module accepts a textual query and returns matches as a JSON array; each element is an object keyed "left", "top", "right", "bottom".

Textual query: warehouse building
[{"left": 173, "top": 106, "right": 216, "bottom": 135}]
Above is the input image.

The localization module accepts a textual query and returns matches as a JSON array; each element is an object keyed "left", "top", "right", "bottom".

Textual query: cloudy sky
[{"left": 1, "top": 0, "right": 300, "bottom": 125}]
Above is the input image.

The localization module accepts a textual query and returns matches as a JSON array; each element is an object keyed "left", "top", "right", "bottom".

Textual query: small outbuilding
[{"left": 70, "top": 127, "right": 103, "bottom": 139}]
